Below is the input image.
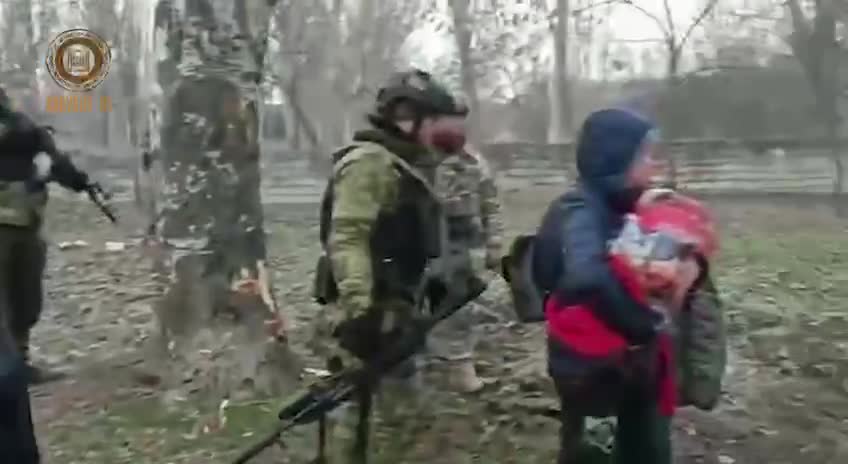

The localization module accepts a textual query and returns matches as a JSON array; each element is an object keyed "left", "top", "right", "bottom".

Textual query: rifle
[
  {"left": 231, "top": 272, "right": 487, "bottom": 464},
  {"left": 84, "top": 181, "right": 118, "bottom": 223}
]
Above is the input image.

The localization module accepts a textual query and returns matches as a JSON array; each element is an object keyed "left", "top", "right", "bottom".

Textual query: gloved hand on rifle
[
  {"left": 84, "top": 181, "right": 118, "bottom": 223},
  {"left": 331, "top": 290, "right": 436, "bottom": 369}
]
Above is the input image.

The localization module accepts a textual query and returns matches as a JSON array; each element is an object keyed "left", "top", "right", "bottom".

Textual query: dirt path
[{"left": 29, "top": 194, "right": 848, "bottom": 463}]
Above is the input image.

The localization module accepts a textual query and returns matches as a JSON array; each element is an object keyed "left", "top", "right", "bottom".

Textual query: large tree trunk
[
  {"left": 548, "top": 0, "right": 572, "bottom": 142},
  {"left": 449, "top": 0, "right": 482, "bottom": 145},
  {"left": 786, "top": 0, "right": 844, "bottom": 210},
  {"left": 138, "top": 0, "right": 296, "bottom": 399}
]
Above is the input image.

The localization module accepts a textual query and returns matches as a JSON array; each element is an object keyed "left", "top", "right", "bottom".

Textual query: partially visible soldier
[
  {"left": 0, "top": 312, "right": 39, "bottom": 463},
  {"left": 0, "top": 85, "right": 93, "bottom": 384},
  {"left": 311, "top": 69, "right": 469, "bottom": 463},
  {"left": 429, "top": 143, "right": 503, "bottom": 392}
]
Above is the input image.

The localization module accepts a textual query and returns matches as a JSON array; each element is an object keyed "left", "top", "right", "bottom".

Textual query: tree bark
[
  {"left": 548, "top": 0, "right": 572, "bottom": 142},
  {"left": 141, "top": 0, "right": 296, "bottom": 399},
  {"left": 786, "top": 0, "right": 844, "bottom": 202}
]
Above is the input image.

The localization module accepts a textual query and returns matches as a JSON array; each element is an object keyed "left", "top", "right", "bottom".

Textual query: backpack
[
  {"left": 675, "top": 274, "right": 727, "bottom": 411},
  {"left": 501, "top": 234, "right": 546, "bottom": 322},
  {"left": 501, "top": 194, "right": 571, "bottom": 323}
]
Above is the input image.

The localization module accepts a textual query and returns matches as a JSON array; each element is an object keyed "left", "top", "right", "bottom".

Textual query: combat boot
[
  {"left": 446, "top": 359, "right": 484, "bottom": 393},
  {"left": 16, "top": 332, "right": 65, "bottom": 385}
]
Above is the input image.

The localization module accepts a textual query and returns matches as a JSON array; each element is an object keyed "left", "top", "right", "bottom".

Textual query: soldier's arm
[
  {"left": 329, "top": 150, "right": 399, "bottom": 315},
  {"left": 477, "top": 157, "right": 504, "bottom": 260},
  {"left": 35, "top": 126, "right": 89, "bottom": 192}
]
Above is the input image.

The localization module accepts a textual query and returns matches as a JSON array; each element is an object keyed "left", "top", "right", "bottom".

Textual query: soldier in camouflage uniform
[
  {"left": 311, "top": 69, "right": 469, "bottom": 463},
  {"left": 429, "top": 144, "right": 503, "bottom": 392},
  {"left": 0, "top": 86, "right": 93, "bottom": 385}
]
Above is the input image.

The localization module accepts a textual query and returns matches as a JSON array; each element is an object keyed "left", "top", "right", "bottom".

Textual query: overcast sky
[{"left": 406, "top": 0, "right": 709, "bottom": 62}]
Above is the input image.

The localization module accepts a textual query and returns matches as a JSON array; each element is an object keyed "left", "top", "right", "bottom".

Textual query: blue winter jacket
[{"left": 533, "top": 108, "right": 663, "bottom": 376}]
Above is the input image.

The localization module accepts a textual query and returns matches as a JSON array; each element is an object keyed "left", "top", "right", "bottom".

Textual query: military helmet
[{"left": 374, "top": 69, "right": 468, "bottom": 118}]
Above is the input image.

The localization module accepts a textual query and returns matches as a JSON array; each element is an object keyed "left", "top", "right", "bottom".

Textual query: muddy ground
[{"left": 29, "top": 187, "right": 848, "bottom": 463}]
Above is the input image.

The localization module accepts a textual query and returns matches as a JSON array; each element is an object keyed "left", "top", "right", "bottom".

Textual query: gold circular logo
[{"left": 45, "top": 28, "right": 111, "bottom": 92}]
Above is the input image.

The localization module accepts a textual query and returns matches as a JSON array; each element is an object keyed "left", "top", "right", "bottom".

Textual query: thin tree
[
  {"left": 549, "top": 0, "right": 573, "bottom": 142},
  {"left": 449, "top": 0, "right": 483, "bottom": 145}
]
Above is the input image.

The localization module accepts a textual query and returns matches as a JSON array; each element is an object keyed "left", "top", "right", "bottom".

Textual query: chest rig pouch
[
  {"left": 438, "top": 158, "right": 483, "bottom": 247},
  {"left": 313, "top": 143, "right": 441, "bottom": 305},
  {"left": 0, "top": 181, "right": 42, "bottom": 227}
]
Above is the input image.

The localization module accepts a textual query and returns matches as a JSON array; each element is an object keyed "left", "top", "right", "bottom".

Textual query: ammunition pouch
[
  {"left": 0, "top": 182, "right": 42, "bottom": 228},
  {"left": 312, "top": 252, "right": 339, "bottom": 305}
]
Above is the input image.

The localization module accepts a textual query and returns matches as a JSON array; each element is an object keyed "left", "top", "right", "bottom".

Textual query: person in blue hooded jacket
[{"left": 533, "top": 108, "right": 668, "bottom": 464}]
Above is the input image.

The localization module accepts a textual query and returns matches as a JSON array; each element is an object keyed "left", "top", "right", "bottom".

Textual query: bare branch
[
  {"left": 678, "top": 0, "right": 720, "bottom": 51},
  {"left": 571, "top": 0, "right": 622, "bottom": 15},
  {"left": 785, "top": 0, "right": 812, "bottom": 41},
  {"left": 662, "top": 0, "right": 677, "bottom": 42}
]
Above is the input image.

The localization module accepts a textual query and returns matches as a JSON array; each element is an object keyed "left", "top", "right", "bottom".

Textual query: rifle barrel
[{"left": 231, "top": 421, "right": 290, "bottom": 464}]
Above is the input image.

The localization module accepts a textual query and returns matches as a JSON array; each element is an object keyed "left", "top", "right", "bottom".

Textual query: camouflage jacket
[
  {"left": 325, "top": 129, "right": 442, "bottom": 316},
  {"left": 435, "top": 147, "right": 503, "bottom": 260}
]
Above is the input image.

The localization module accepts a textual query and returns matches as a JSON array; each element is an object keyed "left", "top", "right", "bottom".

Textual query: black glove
[{"left": 332, "top": 311, "right": 385, "bottom": 361}]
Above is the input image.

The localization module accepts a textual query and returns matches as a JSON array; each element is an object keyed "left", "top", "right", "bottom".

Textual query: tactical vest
[
  {"left": 0, "top": 181, "right": 45, "bottom": 228},
  {"left": 0, "top": 112, "right": 49, "bottom": 228},
  {"left": 313, "top": 142, "right": 441, "bottom": 305}
]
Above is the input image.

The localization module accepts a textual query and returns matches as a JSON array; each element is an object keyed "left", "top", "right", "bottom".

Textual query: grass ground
[{"left": 30, "top": 190, "right": 848, "bottom": 463}]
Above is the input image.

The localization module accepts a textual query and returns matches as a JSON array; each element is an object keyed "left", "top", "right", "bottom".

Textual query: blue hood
[{"left": 575, "top": 108, "right": 655, "bottom": 202}]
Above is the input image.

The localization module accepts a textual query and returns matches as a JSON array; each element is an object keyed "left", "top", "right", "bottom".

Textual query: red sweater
[{"left": 545, "top": 255, "right": 677, "bottom": 416}]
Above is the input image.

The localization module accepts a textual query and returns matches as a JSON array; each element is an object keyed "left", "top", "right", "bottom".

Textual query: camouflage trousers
[
  {"left": 324, "top": 363, "right": 432, "bottom": 464},
  {"left": 426, "top": 301, "right": 477, "bottom": 361},
  {"left": 309, "top": 302, "right": 433, "bottom": 463},
  {"left": 425, "top": 244, "right": 486, "bottom": 363},
  {"left": 0, "top": 226, "right": 46, "bottom": 354}
]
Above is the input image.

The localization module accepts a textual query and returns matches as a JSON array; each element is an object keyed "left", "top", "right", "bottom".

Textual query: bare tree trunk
[
  {"left": 140, "top": 0, "right": 296, "bottom": 399},
  {"left": 282, "top": 79, "right": 320, "bottom": 149},
  {"left": 449, "top": 0, "right": 482, "bottom": 145},
  {"left": 786, "top": 0, "right": 844, "bottom": 209},
  {"left": 548, "top": 0, "right": 572, "bottom": 142},
  {"left": 665, "top": 45, "right": 681, "bottom": 188},
  {"left": 2, "top": 0, "right": 37, "bottom": 97}
]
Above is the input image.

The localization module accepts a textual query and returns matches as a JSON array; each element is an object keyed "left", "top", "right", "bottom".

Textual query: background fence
[
  {"left": 66, "top": 137, "right": 847, "bottom": 206},
  {"left": 484, "top": 137, "right": 845, "bottom": 195},
  {"left": 258, "top": 137, "right": 847, "bottom": 204}
]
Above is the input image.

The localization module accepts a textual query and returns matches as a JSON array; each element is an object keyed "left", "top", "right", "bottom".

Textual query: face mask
[{"left": 420, "top": 116, "right": 467, "bottom": 153}]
